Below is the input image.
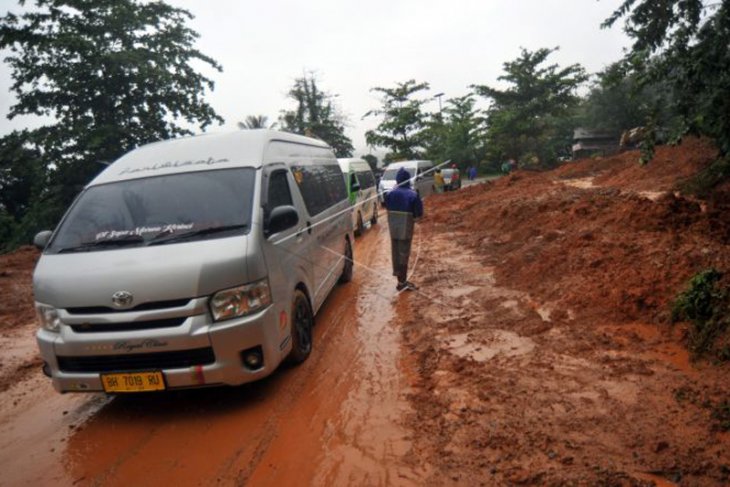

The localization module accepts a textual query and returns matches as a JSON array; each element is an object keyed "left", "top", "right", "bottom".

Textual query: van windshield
[
  {"left": 46, "top": 168, "right": 256, "bottom": 253},
  {"left": 382, "top": 168, "right": 412, "bottom": 181}
]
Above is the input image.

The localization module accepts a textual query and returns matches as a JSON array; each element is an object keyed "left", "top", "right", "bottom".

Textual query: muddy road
[
  {"left": 1, "top": 138, "right": 729, "bottom": 486},
  {"left": 0, "top": 223, "right": 423, "bottom": 486}
]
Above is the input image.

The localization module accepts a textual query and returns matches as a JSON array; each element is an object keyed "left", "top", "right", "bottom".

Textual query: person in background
[
  {"left": 434, "top": 168, "right": 445, "bottom": 193},
  {"left": 384, "top": 167, "right": 423, "bottom": 291}
]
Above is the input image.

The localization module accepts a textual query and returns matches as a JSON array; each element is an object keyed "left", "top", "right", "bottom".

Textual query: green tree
[
  {"left": 603, "top": 0, "right": 730, "bottom": 163},
  {"left": 424, "top": 95, "right": 484, "bottom": 170},
  {"left": 577, "top": 63, "right": 651, "bottom": 133},
  {"left": 473, "top": 48, "right": 587, "bottom": 168},
  {"left": 364, "top": 80, "right": 431, "bottom": 160},
  {"left": 0, "top": 130, "right": 47, "bottom": 250},
  {"left": 0, "top": 0, "right": 223, "bottom": 239},
  {"left": 280, "top": 73, "right": 353, "bottom": 157},
  {"left": 238, "top": 115, "right": 276, "bottom": 130}
]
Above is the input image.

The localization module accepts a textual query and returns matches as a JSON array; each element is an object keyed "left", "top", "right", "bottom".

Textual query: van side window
[
  {"left": 350, "top": 172, "right": 359, "bottom": 189},
  {"left": 292, "top": 164, "right": 347, "bottom": 216},
  {"left": 268, "top": 170, "right": 293, "bottom": 209},
  {"left": 356, "top": 170, "right": 375, "bottom": 189}
]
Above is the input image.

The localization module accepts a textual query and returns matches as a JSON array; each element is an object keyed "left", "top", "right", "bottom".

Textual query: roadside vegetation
[{"left": 672, "top": 269, "right": 730, "bottom": 361}]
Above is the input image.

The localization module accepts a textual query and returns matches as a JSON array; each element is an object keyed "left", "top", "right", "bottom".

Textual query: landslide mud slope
[{"left": 403, "top": 138, "right": 729, "bottom": 485}]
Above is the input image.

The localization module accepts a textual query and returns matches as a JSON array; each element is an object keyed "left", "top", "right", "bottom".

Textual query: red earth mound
[
  {"left": 0, "top": 246, "right": 39, "bottom": 331},
  {"left": 428, "top": 138, "right": 730, "bottom": 326}
]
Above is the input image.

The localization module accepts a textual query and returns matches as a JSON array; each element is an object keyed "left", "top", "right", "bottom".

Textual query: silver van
[
  {"left": 337, "top": 158, "right": 378, "bottom": 236},
  {"left": 32, "top": 130, "right": 354, "bottom": 393},
  {"left": 377, "top": 160, "right": 434, "bottom": 203}
]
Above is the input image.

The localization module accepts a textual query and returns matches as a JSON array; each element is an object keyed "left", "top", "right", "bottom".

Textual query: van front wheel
[{"left": 288, "top": 290, "right": 313, "bottom": 364}]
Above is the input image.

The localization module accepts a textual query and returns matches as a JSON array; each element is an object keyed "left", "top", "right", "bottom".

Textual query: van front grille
[
  {"left": 66, "top": 298, "right": 192, "bottom": 315},
  {"left": 70, "top": 317, "right": 187, "bottom": 333},
  {"left": 57, "top": 347, "right": 216, "bottom": 373}
]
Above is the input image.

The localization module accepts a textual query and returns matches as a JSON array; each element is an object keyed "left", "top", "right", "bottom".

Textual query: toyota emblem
[{"left": 111, "top": 291, "right": 134, "bottom": 308}]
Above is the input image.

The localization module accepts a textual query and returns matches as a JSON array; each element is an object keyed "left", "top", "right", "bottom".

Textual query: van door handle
[{"left": 306, "top": 221, "right": 312, "bottom": 235}]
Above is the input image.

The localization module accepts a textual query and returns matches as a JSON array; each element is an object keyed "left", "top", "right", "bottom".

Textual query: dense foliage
[
  {"left": 424, "top": 95, "right": 485, "bottom": 171},
  {"left": 604, "top": 0, "right": 730, "bottom": 158},
  {"left": 0, "top": 0, "right": 222, "bottom": 251},
  {"left": 280, "top": 73, "right": 353, "bottom": 158},
  {"left": 473, "top": 48, "right": 587, "bottom": 168},
  {"left": 364, "top": 80, "right": 431, "bottom": 161},
  {"left": 671, "top": 269, "right": 729, "bottom": 360}
]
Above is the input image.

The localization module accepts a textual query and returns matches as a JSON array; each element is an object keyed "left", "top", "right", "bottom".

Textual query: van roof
[
  {"left": 337, "top": 158, "right": 370, "bottom": 171},
  {"left": 384, "top": 160, "right": 432, "bottom": 169},
  {"left": 90, "top": 129, "right": 331, "bottom": 186}
]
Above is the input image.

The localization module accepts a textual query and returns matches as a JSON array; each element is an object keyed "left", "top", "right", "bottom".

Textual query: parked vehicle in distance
[
  {"left": 32, "top": 129, "right": 354, "bottom": 394},
  {"left": 337, "top": 158, "right": 378, "bottom": 236},
  {"left": 442, "top": 168, "right": 461, "bottom": 191},
  {"left": 377, "top": 160, "right": 434, "bottom": 203}
]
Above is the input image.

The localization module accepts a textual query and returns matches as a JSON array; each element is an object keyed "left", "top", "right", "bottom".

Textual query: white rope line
[{"left": 271, "top": 159, "right": 451, "bottom": 247}]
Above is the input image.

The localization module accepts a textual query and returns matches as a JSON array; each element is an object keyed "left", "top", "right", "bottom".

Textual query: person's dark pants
[{"left": 391, "top": 238, "right": 412, "bottom": 283}]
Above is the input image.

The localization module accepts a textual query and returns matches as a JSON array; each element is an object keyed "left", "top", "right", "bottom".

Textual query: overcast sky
[{"left": 0, "top": 0, "right": 632, "bottom": 157}]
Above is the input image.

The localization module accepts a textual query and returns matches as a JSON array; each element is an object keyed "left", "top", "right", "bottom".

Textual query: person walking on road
[
  {"left": 434, "top": 168, "right": 445, "bottom": 193},
  {"left": 385, "top": 167, "right": 423, "bottom": 291}
]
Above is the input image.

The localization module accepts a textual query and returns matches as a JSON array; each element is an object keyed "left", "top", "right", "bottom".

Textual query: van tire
[
  {"left": 287, "top": 290, "right": 313, "bottom": 364},
  {"left": 370, "top": 207, "right": 378, "bottom": 225},
  {"left": 339, "top": 239, "right": 353, "bottom": 284},
  {"left": 354, "top": 212, "right": 364, "bottom": 237}
]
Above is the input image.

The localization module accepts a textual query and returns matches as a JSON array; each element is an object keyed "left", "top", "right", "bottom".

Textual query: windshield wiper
[
  {"left": 147, "top": 224, "right": 248, "bottom": 246},
  {"left": 56, "top": 235, "right": 145, "bottom": 253}
]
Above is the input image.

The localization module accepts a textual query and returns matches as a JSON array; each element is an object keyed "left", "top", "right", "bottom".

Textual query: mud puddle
[
  {"left": 445, "top": 330, "right": 535, "bottom": 362},
  {"left": 0, "top": 222, "right": 420, "bottom": 486}
]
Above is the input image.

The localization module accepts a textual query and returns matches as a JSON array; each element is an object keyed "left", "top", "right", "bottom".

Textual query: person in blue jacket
[{"left": 384, "top": 167, "right": 424, "bottom": 291}]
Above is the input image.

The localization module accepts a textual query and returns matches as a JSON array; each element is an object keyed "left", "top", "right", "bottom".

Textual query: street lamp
[{"left": 433, "top": 92, "right": 445, "bottom": 114}]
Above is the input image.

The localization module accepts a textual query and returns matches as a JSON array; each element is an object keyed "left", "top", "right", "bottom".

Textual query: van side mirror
[
  {"left": 265, "top": 206, "right": 299, "bottom": 237},
  {"left": 351, "top": 180, "right": 361, "bottom": 192},
  {"left": 33, "top": 230, "right": 53, "bottom": 250}
]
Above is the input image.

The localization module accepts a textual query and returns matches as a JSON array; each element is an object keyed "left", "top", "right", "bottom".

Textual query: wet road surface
[{"left": 0, "top": 222, "right": 422, "bottom": 486}]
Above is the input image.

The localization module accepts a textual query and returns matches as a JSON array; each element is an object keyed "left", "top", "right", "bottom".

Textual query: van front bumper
[{"left": 37, "top": 304, "right": 291, "bottom": 393}]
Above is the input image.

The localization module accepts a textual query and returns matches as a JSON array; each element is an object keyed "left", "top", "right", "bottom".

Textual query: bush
[{"left": 671, "top": 269, "right": 730, "bottom": 359}]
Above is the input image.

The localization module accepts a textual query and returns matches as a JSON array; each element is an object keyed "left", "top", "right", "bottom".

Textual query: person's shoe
[
  {"left": 403, "top": 281, "right": 419, "bottom": 291},
  {"left": 396, "top": 281, "right": 418, "bottom": 292}
]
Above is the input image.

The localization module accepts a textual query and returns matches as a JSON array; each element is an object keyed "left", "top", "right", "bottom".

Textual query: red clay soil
[
  {"left": 402, "top": 138, "right": 729, "bottom": 485},
  {"left": 0, "top": 246, "right": 39, "bottom": 332},
  {"left": 0, "top": 246, "right": 41, "bottom": 393},
  {"left": 553, "top": 136, "right": 719, "bottom": 193},
  {"left": 429, "top": 138, "right": 730, "bottom": 326}
]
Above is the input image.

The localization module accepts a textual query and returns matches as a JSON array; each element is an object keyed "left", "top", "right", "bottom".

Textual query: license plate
[{"left": 101, "top": 371, "right": 165, "bottom": 393}]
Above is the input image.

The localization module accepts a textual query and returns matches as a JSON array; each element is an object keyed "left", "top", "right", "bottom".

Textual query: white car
[{"left": 378, "top": 160, "right": 434, "bottom": 203}]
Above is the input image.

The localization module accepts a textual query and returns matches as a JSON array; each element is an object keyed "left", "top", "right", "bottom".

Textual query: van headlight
[
  {"left": 210, "top": 279, "right": 272, "bottom": 322},
  {"left": 36, "top": 305, "right": 62, "bottom": 332}
]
